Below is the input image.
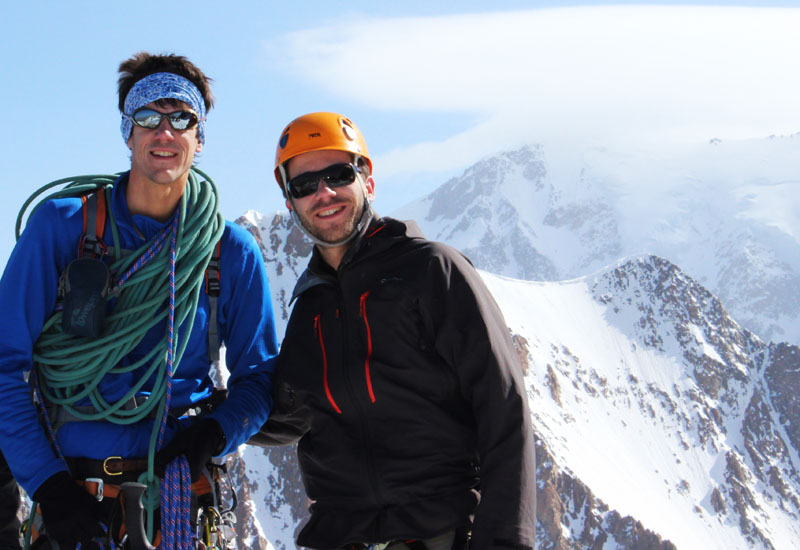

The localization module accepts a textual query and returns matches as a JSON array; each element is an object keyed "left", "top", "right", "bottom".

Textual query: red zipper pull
[{"left": 360, "top": 292, "right": 376, "bottom": 403}]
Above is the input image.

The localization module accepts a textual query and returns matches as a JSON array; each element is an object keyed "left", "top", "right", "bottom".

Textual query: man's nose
[
  {"left": 313, "top": 179, "right": 337, "bottom": 197},
  {"left": 153, "top": 117, "right": 175, "bottom": 138}
]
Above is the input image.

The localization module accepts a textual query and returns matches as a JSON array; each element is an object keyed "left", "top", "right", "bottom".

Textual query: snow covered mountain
[
  {"left": 222, "top": 208, "right": 800, "bottom": 550},
  {"left": 393, "top": 139, "right": 800, "bottom": 346},
  {"left": 503, "top": 256, "right": 800, "bottom": 550}
]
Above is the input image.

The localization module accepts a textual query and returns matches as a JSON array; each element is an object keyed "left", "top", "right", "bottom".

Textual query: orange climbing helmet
[{"left": 274, "top": 112, "right": 372, "bottom": 189}]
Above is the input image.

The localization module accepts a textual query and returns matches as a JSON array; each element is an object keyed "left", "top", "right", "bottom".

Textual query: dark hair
[{"left": 117, "top": 52, "right": 215, "bottom": 113}]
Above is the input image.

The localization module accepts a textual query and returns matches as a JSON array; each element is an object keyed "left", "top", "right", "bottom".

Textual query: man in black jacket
[{"left": 261, "top": 112, "right": 536, "bottom": 550}]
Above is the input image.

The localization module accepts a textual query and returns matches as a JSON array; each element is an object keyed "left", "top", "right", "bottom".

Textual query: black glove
[
  {"left": 155, "top": 418, "right": 226, "bottom": 482},
  {"left": 33, "top": 471, "right": 106, "bottom": 549}
]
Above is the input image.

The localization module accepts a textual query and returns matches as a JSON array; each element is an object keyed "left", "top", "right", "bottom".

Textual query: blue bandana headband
[{"left": 121, "top": 72, "right": 207, "bottom": 144}]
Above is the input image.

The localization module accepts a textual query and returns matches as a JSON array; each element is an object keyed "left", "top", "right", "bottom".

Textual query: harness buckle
[
  {"left": 79, "top": 234, "right": 108, "bottom": 259},
  {"left": 103, "top": 456, "right": 123, "bottom": 476},
  {"left": 84, "top": 477, "right": 105, "bottom": 502}
]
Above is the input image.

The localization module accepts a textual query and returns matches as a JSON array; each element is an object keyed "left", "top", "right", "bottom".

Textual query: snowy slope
[{"left": 485, "top": 257, "right": 800, "bottom": 549}]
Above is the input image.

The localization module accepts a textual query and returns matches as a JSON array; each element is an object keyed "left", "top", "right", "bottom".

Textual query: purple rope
[
  {"left": 115, "top": 224, "right": 171, "bottom": 289},
  {"left": 157, "top": 217, "right": 179, "bottom": 448},
  {"left": 160, "top": 462, "right": 177, "bottom": 549},
  {"left": 160, "top": 458, "right": 193, "bottom": 550},
  {"left": 179, "top": 458, "right": 192, "bottom": 549},
  {"left": 156, "top": 215, "right": 194, "bottom": 549}
]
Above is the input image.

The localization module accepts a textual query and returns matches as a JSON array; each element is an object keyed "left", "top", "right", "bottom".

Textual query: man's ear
[
  {"left": 364, "top": 175, "right": 375, "bottom": 203},
  {"left": 285, "top": 198, "right": 293, "bottom": 211}
]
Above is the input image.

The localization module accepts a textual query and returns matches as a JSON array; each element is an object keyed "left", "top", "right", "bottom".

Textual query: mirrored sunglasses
[
  {"left": 127, "top": 108, "right": 201, "bottom": 131},
  {"left": 287, "top": 163, "right": 362, "bottom": 199}
]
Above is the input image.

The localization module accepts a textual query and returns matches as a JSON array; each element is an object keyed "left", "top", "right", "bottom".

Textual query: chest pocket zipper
[
  {"left": 314, "top": 314, "right": 342, "bottom": 414},
  {"left": 360, "top": 291, "right": 376, "bottom": 403}
]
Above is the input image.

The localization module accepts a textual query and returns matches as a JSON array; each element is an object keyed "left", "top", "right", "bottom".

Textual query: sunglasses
[
  {"left": 127, "top": 108, "right": 202, "bottom": 131},
  {"left": 286, "top": 163, "right": 362, "bottom": 199}
]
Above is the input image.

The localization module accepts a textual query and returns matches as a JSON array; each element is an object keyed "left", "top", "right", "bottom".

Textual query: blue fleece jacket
[{"left": 0, "top": 173, "right": 277, "bottom": 496}]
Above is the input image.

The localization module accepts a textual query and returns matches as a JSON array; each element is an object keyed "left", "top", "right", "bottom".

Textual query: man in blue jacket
[{"left": 0, "top": 52, "right": 278, "bottom": 549}]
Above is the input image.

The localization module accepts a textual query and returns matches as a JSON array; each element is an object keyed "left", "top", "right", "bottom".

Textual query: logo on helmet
[{"left": 342, "top": 122, "right": 357, "bottom": 141}]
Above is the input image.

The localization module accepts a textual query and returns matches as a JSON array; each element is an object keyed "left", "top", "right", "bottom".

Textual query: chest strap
[
  {"left": 205, "top": 240, "right": 222, "bottom": 362},
  {"left": 80, "top": 191, "right": 110, "bottom": 258}
]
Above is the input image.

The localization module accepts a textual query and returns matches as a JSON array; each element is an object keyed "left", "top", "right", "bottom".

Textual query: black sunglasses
[
  {"left": 127, "top": 108, "right": 201, "bottom": 131},
  {"left": 286, "top": 163, "right": 362, "bottom": 199}
]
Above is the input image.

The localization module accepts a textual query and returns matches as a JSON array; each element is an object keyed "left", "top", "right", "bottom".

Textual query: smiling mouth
[
  {"left": 151, "top": 151, "right": 177, "bottom": 158},
  {"left": 317, "top": 206, "right": 344, "bottom": 218}
]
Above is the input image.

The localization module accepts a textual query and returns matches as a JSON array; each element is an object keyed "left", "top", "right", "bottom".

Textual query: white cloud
[{"left": 272, "top": 5, "right": 800, "bottom": 177}]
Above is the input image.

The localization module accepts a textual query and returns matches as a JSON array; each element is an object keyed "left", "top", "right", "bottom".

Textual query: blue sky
[{"left": 1, "top": 1, "right": 798, "bottom": 269}]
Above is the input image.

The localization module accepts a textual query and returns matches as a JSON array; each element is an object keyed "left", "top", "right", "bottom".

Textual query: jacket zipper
[
  {"left": 314, "top": 314, "right": 341, "bottom": 414},
  {"left": 359, "top": 291, "right": 376, "bottom": 403}
]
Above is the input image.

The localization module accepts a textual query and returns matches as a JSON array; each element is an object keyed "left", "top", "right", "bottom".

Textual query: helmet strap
[{"left": 277, "top": 163, "right": 290, "bottom": 197}]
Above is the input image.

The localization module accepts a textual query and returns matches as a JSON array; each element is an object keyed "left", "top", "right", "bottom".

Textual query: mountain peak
[
  {"left": 394, "top": 141, "right": 800, "bottom": 345},
  {"left": 424, "top": 144, "right": 548, "bottom": 222},
  {"left": 591, "top": 254, "right": 753, "bottom": 404}
]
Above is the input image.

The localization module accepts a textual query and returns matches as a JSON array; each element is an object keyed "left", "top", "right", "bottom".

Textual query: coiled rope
[{"left": 18, "top": 168, "right": 225, "bottom": 548}]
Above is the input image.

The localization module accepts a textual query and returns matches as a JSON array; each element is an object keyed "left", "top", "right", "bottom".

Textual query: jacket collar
[{"left": 289, "top": 216, "right": 425, "bottom": 303}]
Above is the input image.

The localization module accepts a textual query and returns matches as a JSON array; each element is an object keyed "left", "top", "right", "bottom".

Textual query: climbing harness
[
  {"left": 17, "top": 168, "right": 229, "bottom": 549},
  {"left": 20, "top": 468, "right": 238, "bottom": 550}
]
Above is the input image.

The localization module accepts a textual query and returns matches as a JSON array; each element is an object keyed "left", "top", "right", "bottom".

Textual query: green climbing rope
[{"left": 17, "top": 166, "right": 224, "bottom": 486}]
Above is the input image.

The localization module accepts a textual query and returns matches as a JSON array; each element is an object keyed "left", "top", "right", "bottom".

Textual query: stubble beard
[{"left": 297, "top": 199, "right": 363, "bottom": 245}]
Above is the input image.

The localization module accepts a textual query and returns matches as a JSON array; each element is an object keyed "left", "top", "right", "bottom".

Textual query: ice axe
[{"left": 119, "top": 482, "right": 156, "bottom": 550}]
